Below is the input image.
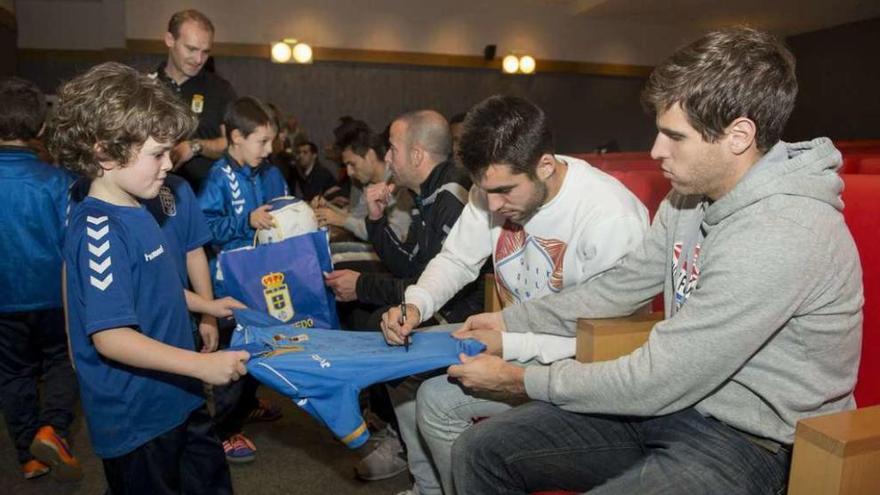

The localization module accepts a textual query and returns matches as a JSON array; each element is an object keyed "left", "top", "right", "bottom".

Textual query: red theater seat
[
  {"left": 855, "top": 156, "right": 880, "bottom": 175},
  {"left": 841, "top": 174, "right": 880, "bottom": 406}
]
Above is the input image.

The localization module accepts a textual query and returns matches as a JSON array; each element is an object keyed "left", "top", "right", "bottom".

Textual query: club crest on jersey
[
  {"left": 261, "top": 272, "right": 295, "bottom": 322},
  {"left": 191, "top": 94, "right": 205, "bottom": 114},
  {"left": 158, "top": 185, "right": 177, "bottom": 216}
]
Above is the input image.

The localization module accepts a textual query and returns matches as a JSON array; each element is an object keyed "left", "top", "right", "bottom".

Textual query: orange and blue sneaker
[
  {"left": 22, "top": 459, "right": 50, "bottom": 480},
  {"left": 29, "top": 426, "right": 83, "bottom": 481},
  {"left": 222, "top": 433, "right": 257, "bottom": 464}
]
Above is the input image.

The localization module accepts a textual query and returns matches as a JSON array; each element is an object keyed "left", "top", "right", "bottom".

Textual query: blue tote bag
[{"left": 219, "top": 230, "right": 340, "bottom": 329}]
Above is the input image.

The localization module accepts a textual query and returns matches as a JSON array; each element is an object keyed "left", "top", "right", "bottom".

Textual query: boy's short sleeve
[
  {"left": 74, "top": 216, "right": 139, "bottom": 335},
  {"left": 177, "top": 180, "right": 213, "bottom": 251}
]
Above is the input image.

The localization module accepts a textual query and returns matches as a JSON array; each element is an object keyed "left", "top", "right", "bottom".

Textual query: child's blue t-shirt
[
  {"left": 64, "top": 196, "right": 203, "bottom": 458},
  {"left": 230, "top": 309, "right": 485, "bottom": 449},
  {"left": 142, "top": 174, "right": 213, "bottom": 287}
]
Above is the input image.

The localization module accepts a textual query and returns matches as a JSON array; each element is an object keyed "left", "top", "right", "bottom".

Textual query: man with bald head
[{"left": 324, "top": 110, "right": 482, "bottom": 329}]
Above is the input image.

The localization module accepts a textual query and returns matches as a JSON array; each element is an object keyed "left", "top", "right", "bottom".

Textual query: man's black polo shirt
[{"left": 152, "top": 63, "right": 237, "bottom": 192}]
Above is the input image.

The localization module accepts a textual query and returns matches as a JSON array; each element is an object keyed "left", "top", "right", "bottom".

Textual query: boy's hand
[
  {"left": 249, "top": 205, "right": 275, "bottom": 230},
  {"left": 198, "top": 315, "right": 219, "bottom": 353},
  {"left": 198, "top": 350, "right": 250, "bottom": 385},
  {"left": 206, "top": 296, "right": 247, "bottom": 318},
  {"left": 365, "top": 182, "right": 395, "bottom": 220},
  {"left": 380, "top": 304, "right": 420, "bottom": 346},
  {"left": 324, "top": 269, "right": 360, "bottom": 302},
  {"left": 452, "top": 328, "right": 502, "bottom": 357},
  {"left": 310, "top": 195, "right": 327, "bottom": 209}
]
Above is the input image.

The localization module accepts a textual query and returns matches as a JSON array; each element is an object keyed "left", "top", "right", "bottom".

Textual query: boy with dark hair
[
  {"left": 199, "top": 96, "right": 288, "bottom": 272},
  {"left": 48, "top": 62, "right": 248, "bottom": 494},
  {"left": 450, "top": 27, "right": 860, "bottom": 495},
  {"left": 0, "top": 76, "right": 79, "bottom": 481},
  {"left": 197, "top": 95, "right": 288, "bottom": 462}
]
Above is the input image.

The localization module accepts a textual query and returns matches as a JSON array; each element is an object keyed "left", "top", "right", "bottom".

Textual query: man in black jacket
[{"left": 324, "top": 110, "right": 483, "bottom": 328}]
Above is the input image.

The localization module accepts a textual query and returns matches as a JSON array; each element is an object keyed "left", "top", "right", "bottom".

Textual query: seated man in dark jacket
[{"left": 324, "top": 110, "right": 483, "bottom": 329}]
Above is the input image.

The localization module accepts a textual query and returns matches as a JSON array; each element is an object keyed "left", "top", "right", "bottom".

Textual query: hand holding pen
[{"left": 400, "top": 299, "right": 411, "bottom": 352}]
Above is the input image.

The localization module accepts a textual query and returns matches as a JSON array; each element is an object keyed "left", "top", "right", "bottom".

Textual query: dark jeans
[
  {"left": 210, "top": 317, "right": 259, "bottom": 440},
  {"left": 0, "top": 309, "right": 78, "bottom": 464},
  {"left": 452, "top": 402, "right": 791, "bottom": 495},
  {"left": 103, "top": 404, "right": 231, "bottom": 495}
]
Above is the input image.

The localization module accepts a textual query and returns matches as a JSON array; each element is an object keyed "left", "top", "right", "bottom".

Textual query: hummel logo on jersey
[
  {"left": 222, "top": 165, "right": 244, "bottom": 214},
  {"left": 144, "top": 245, "right": 165, "bottom": 262},
  {"left": 86, "top": 216, "right": 114, "bottom": 291}
]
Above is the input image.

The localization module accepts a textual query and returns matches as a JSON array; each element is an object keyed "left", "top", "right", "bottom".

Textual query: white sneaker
[
  {"left": 394, "top": 485, "right": 420, "bottom": 495},
  {"left": 354, "top": 428, "right": 408, "bottom": 481}
]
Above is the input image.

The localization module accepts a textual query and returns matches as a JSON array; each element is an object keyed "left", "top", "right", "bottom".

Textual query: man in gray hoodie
[{"left": 445, "top": 27, "right": 863, "bottom": 494}]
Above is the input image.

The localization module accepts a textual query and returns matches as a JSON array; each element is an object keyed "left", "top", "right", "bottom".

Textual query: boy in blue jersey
[
  {"left": 0, "top": 77, "right": 79, "bottom": 481},
  {"left": 197, "top": 96, "right": 288, "bottom": 462},
  {"left": 198, "top": 96, "right": 289, "bottom": 295},
  {"left": 47, "top": 62, "right": 249, "bottom": 495}
]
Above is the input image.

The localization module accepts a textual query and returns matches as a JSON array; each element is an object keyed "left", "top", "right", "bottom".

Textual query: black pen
[{"left": 400, "top": 299, "right": 411, "bottom": 352}]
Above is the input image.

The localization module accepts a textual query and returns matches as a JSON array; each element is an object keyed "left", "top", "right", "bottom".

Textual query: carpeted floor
[{"left": 0, "top": 388, "right": 411, "bottom": 495}]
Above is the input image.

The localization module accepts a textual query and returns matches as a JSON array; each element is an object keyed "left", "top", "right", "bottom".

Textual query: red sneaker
[{"left": 29, "top": 426, "right": 83, "bottom": 481}]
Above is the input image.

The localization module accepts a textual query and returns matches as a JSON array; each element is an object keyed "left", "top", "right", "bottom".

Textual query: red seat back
[
  {"left": 841, "top": 174, "right": 880, "bottom": 406},
  {"left": 606, "top": 169, "right": 669, "bottom": 219},
  {"left": 856, "top": 157, "right": 880, "bottom": 175}
]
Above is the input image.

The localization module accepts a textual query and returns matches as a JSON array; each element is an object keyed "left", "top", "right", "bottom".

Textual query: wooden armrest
[
  {"left": 484, "top": 273, "right": 503, "bottom": 313},
  {"left": 788, "top": 405, "right": 880, "bottom": 494},
  {"left": 575, "top": 311, "right": 662, "bottom": 363}
]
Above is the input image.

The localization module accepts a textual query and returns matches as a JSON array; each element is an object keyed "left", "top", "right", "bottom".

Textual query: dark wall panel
[
  {"left": 786, "top": 17, "right": 880, "bottom": 142},
  {"left": 21, "top": 53, "right": 656, "bottom": 154}
]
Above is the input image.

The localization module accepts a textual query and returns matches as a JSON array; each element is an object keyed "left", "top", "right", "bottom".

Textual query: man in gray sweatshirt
[{"left": 445, "top": 27, "right": 863, "bottom": 494}]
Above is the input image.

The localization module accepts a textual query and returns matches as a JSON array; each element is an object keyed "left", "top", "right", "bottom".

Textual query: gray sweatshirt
[{"left": 502, "top": 138, "right": 863, "bottom": 444}]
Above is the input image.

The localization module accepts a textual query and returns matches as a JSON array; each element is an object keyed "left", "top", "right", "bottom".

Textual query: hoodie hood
[{"left": 705, "top": 138, "right": 843, "bottom": 226}]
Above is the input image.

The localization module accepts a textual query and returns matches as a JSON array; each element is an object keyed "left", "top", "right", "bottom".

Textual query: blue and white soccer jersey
[
  {"left": 64, "top": 197, "right": 203, "bottom": 458},
  {"left": 231, "top": 309, "right": 485, "bottom": 449},
  {"left": 143, "top": 174, "right": 213, "bottom": 286}
]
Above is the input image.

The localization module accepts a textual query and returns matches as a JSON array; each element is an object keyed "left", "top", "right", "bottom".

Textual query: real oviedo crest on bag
[{"left": 219, "top": 228, "right": 340, "bottom": 329}]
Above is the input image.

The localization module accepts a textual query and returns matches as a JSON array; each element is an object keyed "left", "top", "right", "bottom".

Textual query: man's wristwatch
[{"left": 190, "top": 139, "right": 203, "bottom": 156}]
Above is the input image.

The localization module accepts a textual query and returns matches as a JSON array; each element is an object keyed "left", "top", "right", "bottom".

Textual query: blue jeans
[{"left": 452, "top": 402, "right": 790, "bottom": 494}]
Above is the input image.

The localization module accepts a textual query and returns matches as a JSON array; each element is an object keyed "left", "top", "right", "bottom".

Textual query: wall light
[
  {"left": 270, "top": 38, "right": 313, "bottom": 64},
  {"left": 501, "top": 53, "right": 537, "bottom": 75}
]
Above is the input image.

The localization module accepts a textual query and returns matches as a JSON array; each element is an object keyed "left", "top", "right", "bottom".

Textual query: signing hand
[
  {"left": 315, "top": 206, "right": 348, "bottom": 228},
  {"left": 324, "top": 269, "right": 360, "bottom": 302},
  {"left": 249, "top": 204, "right": 275, "bottom": 230},
  {"left": 447, "top": 353, "right": 525, "bottom": 395},
  {"left": 380, "top": 303, "right": 421, "bottom": 346}
]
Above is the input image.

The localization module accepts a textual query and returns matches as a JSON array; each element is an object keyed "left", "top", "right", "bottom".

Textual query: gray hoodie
[{"left": 502, "top": 138, "right": 863, "bottom": 444}]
